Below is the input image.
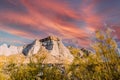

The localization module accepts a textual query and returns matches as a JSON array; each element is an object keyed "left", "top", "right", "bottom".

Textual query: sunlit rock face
[
  {"left": 40, "top": 36, "right": 60, "bottom": 56},
  {"left": 40, "top": 36, "right": 74, "bottom": 63},
  {"left": 22, "top": 36, "right": 74, "bottom": 63},
  {"left": 0, "top": 44, "right": 23, "bottom": 56},
  {"left": 0, "top": 36, "right": 74, "bottom": 64},
  {"left": 23, "top": 39, "right": 42, "bottom": 56},
  {"left": 0, "top": 44, "right": 10, "bottom": 56}
]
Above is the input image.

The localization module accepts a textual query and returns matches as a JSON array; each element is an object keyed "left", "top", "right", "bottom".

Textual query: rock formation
[
  {"left": 23, "top": 39, "right": 42, "bottom": 56},
  {"left": 0, "top": 44, "right": 23, "bottom": 56},
  {"left": 0, "top": 35, "right": 74, "bottom": 64},
  {"left": 40, "top": 36, "right": 74, "bottom": 63}
]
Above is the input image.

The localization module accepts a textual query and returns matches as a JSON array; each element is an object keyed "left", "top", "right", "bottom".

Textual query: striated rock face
[{"left": 0, "top": 36, "right": 74, "bottom": 64}]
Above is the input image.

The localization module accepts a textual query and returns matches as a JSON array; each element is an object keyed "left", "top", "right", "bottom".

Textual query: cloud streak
[{"left": 0, "top": 0, "right": 120, "bottom": 47}]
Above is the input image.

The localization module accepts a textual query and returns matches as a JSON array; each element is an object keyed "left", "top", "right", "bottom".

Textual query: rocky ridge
[{"left": 0, "top": 36, "right": 74, "bottom": 64}]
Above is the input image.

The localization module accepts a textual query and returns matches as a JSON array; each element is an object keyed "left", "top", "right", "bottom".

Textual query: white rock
[
  {"left": 40, "top": 36, "right": 74, "bottom": 63},
  {"left": 0, "top": 36, "right": 74, "bottom": 64},
  {"left": 0, "top": 44, "right": 10, "bottom": 56},
  {"left": 23, "top": 39, "right": 42, "bottom": 56},
  {"left": 0, "top": 44, "right": 23, "bottom": 56}
]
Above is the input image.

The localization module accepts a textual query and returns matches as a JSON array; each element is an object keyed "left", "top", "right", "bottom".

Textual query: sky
[{"left": 0, "top": 0, "right": 120, "bottom": 47}]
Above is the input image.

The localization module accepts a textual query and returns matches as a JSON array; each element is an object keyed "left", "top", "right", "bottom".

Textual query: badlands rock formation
[
  {"left": 0, "top": 44, "right": 23, "bottom": 56},
  {"left": 40, "top": 36, "right": 74, "bottom": 63},
  {"left": 0, "top": 36, "right": 74, "bottom": 63},
  {"left": 23, "top": 39, "right": 42, "bottom": 56}
]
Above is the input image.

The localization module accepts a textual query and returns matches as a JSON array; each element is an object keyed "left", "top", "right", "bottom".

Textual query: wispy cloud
[{"left": 0, "top": 0, "right": 120, "bottom": 47}]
